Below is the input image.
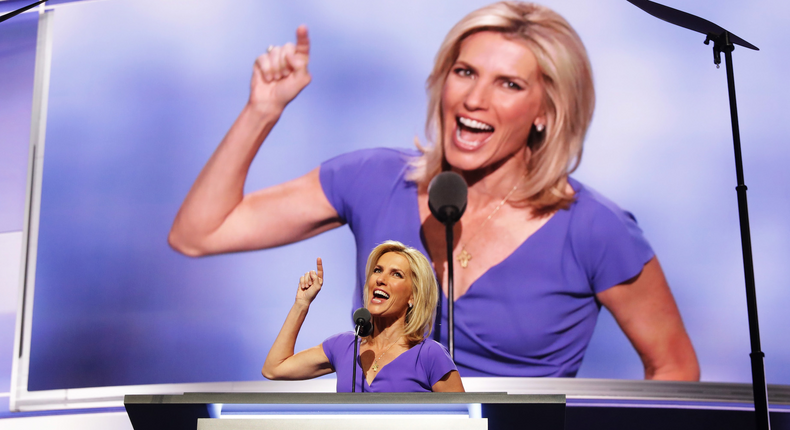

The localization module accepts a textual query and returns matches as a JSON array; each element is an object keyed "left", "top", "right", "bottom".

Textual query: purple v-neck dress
[
  {"left": 323, "top": 332, "right": 457, "bottom": 392},
  {"left": 319, "top": 148, "right": 654, "bottom": 377}
]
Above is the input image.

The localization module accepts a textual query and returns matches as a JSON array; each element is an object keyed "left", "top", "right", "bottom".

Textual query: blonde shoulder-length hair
[
  {"left": 363, "top": 241, "right": 438, "bottom": 346},
  {"left": 408, "top": 1, "right": 595, "bottom": 214}
]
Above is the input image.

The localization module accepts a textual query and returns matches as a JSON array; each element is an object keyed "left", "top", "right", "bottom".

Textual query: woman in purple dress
[
  {"left": 171, "top": 2, "right": 699, "bottom": 380},
  {"left": 262, "top": 241, "right": 463, "bottom": 392}
]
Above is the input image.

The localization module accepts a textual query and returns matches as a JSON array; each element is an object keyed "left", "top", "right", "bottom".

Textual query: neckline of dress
[
  {"left": 413, "top": 176, "right": 581, "bottom": 302},
  {"left": 358, "top": 337, "right": 420, "bottom": 387}
]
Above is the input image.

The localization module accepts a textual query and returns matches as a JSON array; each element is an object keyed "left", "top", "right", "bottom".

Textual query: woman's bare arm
[
  {"left": 169, "top": 26, "right": 343, "bottom": 257},
  {"left": 431, "top": 370, "right": 465, "bottom": 392},
  {"left": 597, "top": 256, "right": 700, "bottom": 380},
  {"left": 262, "top": 258, "right": 335, "bottom": 380}
]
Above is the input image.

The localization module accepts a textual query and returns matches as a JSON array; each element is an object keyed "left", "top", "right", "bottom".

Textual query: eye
[
  {"left": 393, "top": 271, "right": 403, "bottom": 278},
  {"left": 503, "top": 80, "right": 523, "bottom": 91},
  {"left": 453, "top": 66, "right": 473, "bottom": 78},
  {"left": 373, "top": 267, "right": 382, "bottom": 273}
]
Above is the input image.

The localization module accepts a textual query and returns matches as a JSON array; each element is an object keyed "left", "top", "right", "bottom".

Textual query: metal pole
[
  {"left": 446, "top": 224, "right": 455, "bottom": 360},
  {"left": 720, "top": 32, "right": 771, "bottom": 430},
  {"left": 352, "top": 331, "right": 359, "bottom": 393}
]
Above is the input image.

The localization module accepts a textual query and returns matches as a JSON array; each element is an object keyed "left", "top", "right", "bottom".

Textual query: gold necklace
[
  {"left": 371, "top": 340, "right": 399, "bottom": 372},
  {"left": 457, "top": 176, "right": 524, "bottom": 269}
]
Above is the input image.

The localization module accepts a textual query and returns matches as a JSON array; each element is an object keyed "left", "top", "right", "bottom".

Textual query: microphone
[
  {"left": 353, "top": 307, "right": 373, "bottom": 337},
  {"left": 428, "top": 172, "right": 468, "bottom": 225},
  {"left": 351, "top": 307, "right": 372, "bottom": 393},
  {"left": 427, "top": 171, "right": 467, "bottom": 361}
]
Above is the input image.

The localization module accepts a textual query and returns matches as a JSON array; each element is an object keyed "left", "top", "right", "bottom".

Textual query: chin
[
  {"left": 445, "top": 138, "right": 528, "bottom": 176},
  {"left": 443, "top": 143, "right": 493, "bottom": 172},
  {"left": 446, "top": 156, "right": 485, "bottom": 172},
  {"left": 368, "top": 303, "right": 390, "bottom": 315}
]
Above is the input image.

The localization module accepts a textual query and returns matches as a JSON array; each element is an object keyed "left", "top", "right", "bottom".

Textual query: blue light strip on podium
[{"left": 219, "top": 402, "right": 480, "bottom": 416}]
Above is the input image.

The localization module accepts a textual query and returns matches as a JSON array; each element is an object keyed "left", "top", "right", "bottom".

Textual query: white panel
[
  {"left": 198, "top": 417, "right": 487, "bottom": 430},
  {"left": 0, "top": 412, "right": 132, "bottom": 430}
]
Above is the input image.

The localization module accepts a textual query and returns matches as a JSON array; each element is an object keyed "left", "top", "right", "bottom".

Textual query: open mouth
[
  {"left": 371, "top": 289, "right": 390, "bottom": 303},
  {"left": 455, "top": 116, "right": 494, "bottom": 150}
]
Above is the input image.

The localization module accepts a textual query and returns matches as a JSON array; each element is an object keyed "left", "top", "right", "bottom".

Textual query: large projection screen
[{"left": 12, "top": 0, "right": 790, "bottom": 410}]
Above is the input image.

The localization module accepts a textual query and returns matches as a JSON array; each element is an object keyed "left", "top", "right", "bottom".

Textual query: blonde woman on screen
[{"left": 171, "top": 2, "right": 699, "bottom": 380}]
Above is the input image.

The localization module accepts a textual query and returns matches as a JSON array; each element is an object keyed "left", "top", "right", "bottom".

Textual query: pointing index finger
[
  {"left": 295, "top": 24, "right": 310, "bottom": 56},
  {"left": 316, "top": 257, "right": 323, "bottom": 281}
]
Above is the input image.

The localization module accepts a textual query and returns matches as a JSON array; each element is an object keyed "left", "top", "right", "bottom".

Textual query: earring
[
  {"left": 535, "top": 123, "right": 545, "bottom": 133},
  {"left": 408, "top": 303, "right": 413, "bottom": 309}
]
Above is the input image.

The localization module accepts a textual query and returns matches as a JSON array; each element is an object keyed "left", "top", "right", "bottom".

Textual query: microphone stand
[
  {"left": 445, "top": 221, "right": 456, "bottom": 360},
  {"left": 627, "top": 2, "right": 768, "bottom": 429},
  {"left": 352, "top": 326, "right": 360, "bottom": 393},
  {"left": 351, "top": 308, "right": 372, "bottom": 392}
]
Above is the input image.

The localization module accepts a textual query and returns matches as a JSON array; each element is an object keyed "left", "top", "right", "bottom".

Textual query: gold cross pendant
[
  {"left": 372, "top": 363, "right": 379, "bottom": 372},
  {"left": 457, "top": 249, "right": 472, "bottom": 268}
]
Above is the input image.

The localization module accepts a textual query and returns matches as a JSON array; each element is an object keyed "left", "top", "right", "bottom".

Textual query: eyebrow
[{"left": 373, "top": 264, "right": 404, "bottom": 272}]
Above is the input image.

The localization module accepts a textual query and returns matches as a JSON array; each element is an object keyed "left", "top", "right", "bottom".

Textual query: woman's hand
[
  {"left": 262, "top": 257, "right": 333, "bottom": 381},
  {"left": 296, "top": 258, "right": 323, "bottom": 306},
  {"left": 249, "top": 25, "right": 312, "bottom": 115},
  {"left": 169, "top": 23, "right": 342, "bottom": 258}
]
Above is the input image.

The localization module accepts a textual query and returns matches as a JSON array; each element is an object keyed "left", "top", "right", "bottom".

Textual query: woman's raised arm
[
  {"left": 262, "top": 258, "right": 335, "bottom": 380},
  {"left": 169, "top": 26, "right": 342, "bottom": 257},
  {"left": 597, "top": 256, "right": 700, "bottom": 381}
]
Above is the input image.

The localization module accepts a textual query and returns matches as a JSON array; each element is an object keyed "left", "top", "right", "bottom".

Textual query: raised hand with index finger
[
  {"left": 250, "top": 25, "right": 312, "bottom": 114},
  {"left": 295, "top": 257, "right": 323, "bottom": 306}
]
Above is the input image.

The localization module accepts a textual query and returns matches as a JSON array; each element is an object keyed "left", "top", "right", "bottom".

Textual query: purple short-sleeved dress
[
  {"left": 319, "top": 148, "right": 654, "bottom": 377},
  {"left": 323, "top": 332, "right": 457, "bottom": 392}
]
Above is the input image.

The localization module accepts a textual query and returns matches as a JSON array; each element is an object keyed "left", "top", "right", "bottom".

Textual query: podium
[
  {"left": 122, "top": 378, "right": 790, "bottom": 430},
  {"left": 124, "top": 392, "right": 566, "bottom": 430}
]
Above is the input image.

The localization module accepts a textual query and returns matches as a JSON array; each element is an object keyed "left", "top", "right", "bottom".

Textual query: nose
[{"left": 463, "top": 80, "right": 490, "bottom": 111}]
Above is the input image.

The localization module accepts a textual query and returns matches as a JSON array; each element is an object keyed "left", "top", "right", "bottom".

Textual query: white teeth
[
  {"left": 373, "top": 289, "right": 390, "bottom": 299},
  {"left": 458, "top": 116, "right": 493, "bottom": 131},
  {"left": 456, "top": 127, "right": 487, "bottom": 146}
]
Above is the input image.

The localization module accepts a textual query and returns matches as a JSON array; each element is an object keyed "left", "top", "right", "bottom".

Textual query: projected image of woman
[
  {"left": 262, "top": 241, "right": 463, "bottom": 392},
  {"left": 170, "top": 2, "right": 700, "bottom": 380}
]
